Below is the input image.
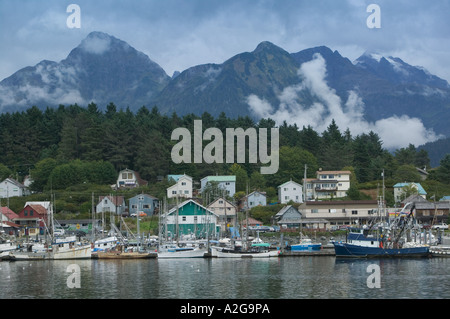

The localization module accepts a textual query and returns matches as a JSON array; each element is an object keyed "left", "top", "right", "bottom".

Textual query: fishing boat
[
  {"left": 95, "top": 244, "right": 156, "bottom": 259},
  {"left": 289, "top": 237, "right": 322, "bottom": 252},
  {"left": 333, "top": 201, "right": 430, "bottom": 258},
  {"left": 157, "top": 243, "right": 207, "bottom": 258},
  {"left": 210, "top": 242, "right": 280, "bottom": 258},
  {"left": 5, "top": 236, "right": 92, "bottom": 260}
]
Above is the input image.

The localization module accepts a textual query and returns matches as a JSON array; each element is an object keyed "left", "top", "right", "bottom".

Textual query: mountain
[
  {"left": 0, "top": 31, "right": 170, "bottom": 112},
  {"left": 152, "top": 41, "right": 310, "bottom": 118},
  {"left": 1, "top": 31, "right": 450, "bottom": 141}
]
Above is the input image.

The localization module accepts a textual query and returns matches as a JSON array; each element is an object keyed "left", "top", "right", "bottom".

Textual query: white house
[
  {"left": 200, "top": 176, "right": 236, "bottom": 197},
  {"left": 207, "top": 197, "right": 237, "bottom": 232},
  {"left": 304, "top": 170, "right": 351, "bottom": 200},
  {"left": 244, "top": 191, "right": 267, "bottom": 210},
  {"left": 96, "top": 195, "right": 126, "bottom": 216},
  {"left": 0, "top": 178, "right": 30, "bottom": 198},
  {"left": 278, "top": 180, "right": 303, "bottom": 204},
  {"left": 393, "top": 182, "right": 427, "bottom": 203},
  {"left": 167, "top": 174, "right": 193, "bottom": 199},
  {"left": 115, "top": 168, "right": 148, "bottom": 189}
]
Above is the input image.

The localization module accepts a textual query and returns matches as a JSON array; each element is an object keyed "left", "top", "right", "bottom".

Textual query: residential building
[
  {"left": 0, "top": 178, "right": 30, "bottom": 198},
  {"left": 14, "top": 204, "right": 49, "bottom": 237},
  {"left": 207, "top": 197, "right": 237, "bottom": 232},
  {"left": 129, "top": 194, "right": 159, "bottom": 216},
  {"left": 414, "top": 201, "right": 450, "bottom": 224},
  {"left": 303, "top": 170, "right": 351, "bottom": 200},
  {"left": 274, "top": 205, "right": 302, "bottom": 229},
  {"left": 167, "top": 174, "right": 193, "bottom": 199},
  {"left": 243, "top": 191, "right": 267, "bottom": 210},
  {"left": 1, "top": 206, "right": 19, "bottom": 223},
  {"left": 298, "top": 200, "right": 380, "bottom": 230},
  {"left": 161, "top": 199, "right": 219, "bottom": 239},
  {"left": 200, "top": 175, "right": 236, "bottom": 197},
  {"left": 96, "top": 195, "right": 126, "bottom": 216},
  {"left": 278, "top": 180, "right": 303, "bottom": 204},
  {"left": 1, "top": 207, "right": 20, "bottom": 236},
  {"left": 393, "top": 182, "right": 427, "bottom": 203},
  {"left": 115, "top": 168, "right": 148, "bottom": 189}
]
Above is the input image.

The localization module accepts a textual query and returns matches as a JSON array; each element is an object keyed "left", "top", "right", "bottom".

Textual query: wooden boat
[{"left": 94, "top": 244, "right": 156, "bottom": 259}]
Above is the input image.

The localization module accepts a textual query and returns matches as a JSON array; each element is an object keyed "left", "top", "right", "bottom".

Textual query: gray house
[
  {"left": 274, "top": 205, "right": 302, "bottom": 229},
  {"left": 129, "top": 194, "right": 159, "bottom": 216}
]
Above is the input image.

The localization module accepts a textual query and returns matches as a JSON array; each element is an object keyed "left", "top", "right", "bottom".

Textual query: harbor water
[{"left": 1, "top": 256, "right": 449, "bottom": 300}]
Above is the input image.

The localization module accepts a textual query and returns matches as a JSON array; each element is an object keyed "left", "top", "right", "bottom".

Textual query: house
[
  {"left": 243, "top": 191, "right": 267, "bottom": 210},
  {"left": 414, "top": 201, "right": 450, "bottom": 224},
  {"left": 1, "top": 207, "right": 20, "bottom": 236},
  {"left": 161, "top": 199, "right": 219, "bottom": 239},
  {"left": 278, "top": 180, "right": 303, "bottom": 204},
  {"left": 393, "top": 182, "right": 427, "bottom": 203},
  {"left": 115, "top": 168, "right": 148, "bottom": 189},
  {"left": 298, "top": 200, "right": 380, "bottom": 230},
  {"left": 129, "top": 194, "right": 159, "bottom": 216},
  {"left": 14, "top": 204, "right": 49, "bottom": 237},
  {"left": 167, "top": 174, "right": 193, "bottom": 199},
  {"left": 200, "top": 175, "right": 236, "bottom": 197},
  {"left": 0, "top": 178, "right": 30, "bottom": 198},
  {"left": 303, "top": 170, "right": 351, "bottom": 200},
  {"left": 96, "top": 196, "right": 126, "bottom": 216},
  {"left": 207, "top": 197, "right": 237, "bottom": 232},
  {"left": 274, "top": 205, "right": 302, "bottom": 229}
]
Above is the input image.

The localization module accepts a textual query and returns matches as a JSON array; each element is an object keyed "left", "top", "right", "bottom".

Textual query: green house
[{"left": 161, "top": 199, "right": 220, "bottom": 239}]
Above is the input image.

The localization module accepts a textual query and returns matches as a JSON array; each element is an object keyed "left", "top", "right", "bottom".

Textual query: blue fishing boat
[
  {"left": 290, "top": 238, "right": 322, "bottom": 251},
  {"left": 333, "top": 202, "right": 430, "bottom": 258}
]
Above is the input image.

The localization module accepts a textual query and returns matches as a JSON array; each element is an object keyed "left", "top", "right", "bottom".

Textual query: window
[
  {"left": 194, "top": 216, "right": 198, "bottom": 222},
  {"left": 311, "top": 209, "right": 318, "bottom": 213},
  {"left": 24, "top": 210, "right": 28, "bottom": 216},
  {"left": 172, "top": 190, "right": 177, "bottom": 194},
  {"left": 219, "top": 200, "right": 223, "bottom": 204},
  {"left": 30, "top": 210, "right": 33, "bottom": 216},
  {"left": 143, "top": 204, "right": 150, "bottom": 209},
  {"left": 184, "top": 190, "right": 189, "bottom": 194},
  {"left": 182, "top": 216, "right": 186, "bottom": 221},
  {"left": 181, "top": 182, "right": 186, "bottom": 186},
  {"left": 352, "top": 210, "right": 358, "bottom": 215},
  {"left": 328, "top": 175, "right": 334, "bottom": 179}
]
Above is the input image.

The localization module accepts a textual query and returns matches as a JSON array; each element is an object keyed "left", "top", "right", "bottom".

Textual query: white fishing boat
[
  {"left": 6, "top": 236, "right": 91, "bottom": 260},
  {"left": 157, "top": 243, "right": 207, "bottom": 258},
  {"left": 210, "top": 242, "right": 280, "bottom": 258}
]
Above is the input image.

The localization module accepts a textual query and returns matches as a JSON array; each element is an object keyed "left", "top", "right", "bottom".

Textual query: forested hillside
[{"left": 0, "top": 103, "right": 449, "bottom": 204}]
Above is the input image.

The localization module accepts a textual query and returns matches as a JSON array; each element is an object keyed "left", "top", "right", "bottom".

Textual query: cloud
[{"left": 247, "top": 53, "right": 442, "bottom": 150}]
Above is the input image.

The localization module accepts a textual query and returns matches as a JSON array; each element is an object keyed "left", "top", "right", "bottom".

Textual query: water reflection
[{"left": 1, "top": 257, "right": 449, "bottom": 299}]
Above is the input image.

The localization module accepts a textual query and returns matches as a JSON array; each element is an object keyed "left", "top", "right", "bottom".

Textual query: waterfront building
[
  {"left": 298, "top": 200, "right": 380, "bottom": 230},
  {"left": 274, "top": 205, "right": 302, "bottom": 229},
  {"left": 115, "top": 168, "right": 148, "bottom": 189},
  {"left": 161, "top": 199, "right": 219, "bottom": 239},
  {"left": 96, "top": 195, "right": 126, "bottom": 216},
  {"left": 207, "top": 197, "right": 237, "bottom": 232}
]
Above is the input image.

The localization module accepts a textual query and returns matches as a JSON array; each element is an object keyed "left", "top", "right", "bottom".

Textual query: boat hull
[
  {"left": 290, "top": 244, "right": 322, "bottom": 251},
  {"left": 95, "top": 251, "right": 157, "bottom": 259},
  {"left": 6, "top": 245, "right": 92, "bottom": 260},
  {"left": 157, "top": 248, "right": 207, "bottom": 259},
  {"left": 333, "top": 242, "right": 430, "bottom": 258},
  {"left": 211, "top": 247, "right": 280, "bottom": 258}
]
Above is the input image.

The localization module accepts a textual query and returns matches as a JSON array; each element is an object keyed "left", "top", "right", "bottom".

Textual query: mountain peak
[
  {"left": 77, "top": 31, "right": 126, "bottom": 55},
  {"left": 253, "top": 41, "right": 288, "bottom": 55}
]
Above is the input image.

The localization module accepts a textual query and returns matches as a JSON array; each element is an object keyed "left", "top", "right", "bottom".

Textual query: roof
[
  {"left": 168, "top": 174, "right": 192, "bottom": 182},
  {"left": 129, "top": 193, "right": 158, "bottom": 201},
  {"left": 393, "top": 182, "right": 427, "bottom": 195},
  {"left": 1, "top": 178, "right": 26, "bottom": 188},
  {"left": 167, "top": 199, "right": 218, "bottom": 217},
  {"left": 440, "top": 196, "right": 450, "bottom": 201},
  {"left": 0, "top": 206, "right": 19, "bottom": 220},
  {"left": 316, "top": 171, "right": 351, "bottom": 175},
  {"left": 207, "top": 197, "right": 236, "bottom": 208},
  {"left": 278, "top": 180, "right": 302, "bottom": 188},
  {"left": 275, "top": 205, "right": 301, "bottom": 217},
  {"left": 201, "top": 175, "right": 236, "bottom": 182},
  {"left": 98, "top": 195, "right": 125, "bottom": 206},
  {"left": 415, "top": 202, "right": 450, "bottom": 210},
  {"left": 246, "top": 191, "right": 266, "bottom": 198}
]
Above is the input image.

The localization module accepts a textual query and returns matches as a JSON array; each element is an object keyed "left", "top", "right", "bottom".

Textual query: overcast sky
[{"left": 1, "top": 0, "right": 450, "bottom": 81}]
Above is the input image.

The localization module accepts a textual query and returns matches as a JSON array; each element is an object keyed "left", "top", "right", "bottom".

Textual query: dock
[{"left": 280, "top": 247, "right": 336, "bottom": 257}]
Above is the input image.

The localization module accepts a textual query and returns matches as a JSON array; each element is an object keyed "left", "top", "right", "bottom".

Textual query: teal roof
[
  {"left": 202, "top": 175, "right": 236, "bottom": 182},
  {"left": 393, "top": 183, "right": 427, "bottom": 195}
]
